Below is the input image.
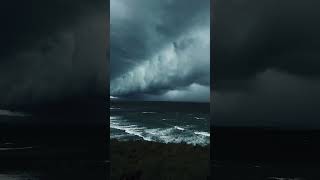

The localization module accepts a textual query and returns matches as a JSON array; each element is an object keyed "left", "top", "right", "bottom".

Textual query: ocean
[
  {"left": 110, "top": 101, "right": 210, "bottom": 146},
  {"left": 0, "top": 108, "right": 109, "bottom": 180}
]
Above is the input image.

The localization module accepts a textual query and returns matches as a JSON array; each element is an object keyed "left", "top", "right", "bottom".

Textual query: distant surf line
[{"left": 110, "top": 116, "right": 210, "bottom": 145}]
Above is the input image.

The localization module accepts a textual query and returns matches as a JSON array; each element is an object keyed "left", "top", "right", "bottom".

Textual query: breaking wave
[{"left": 110, "top": 116, "right": 209, "bottom": 146}]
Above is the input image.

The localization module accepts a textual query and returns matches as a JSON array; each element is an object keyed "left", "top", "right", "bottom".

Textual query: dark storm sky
[
  {"left": 212, "top": 0, "right": 320, "bottom": 128},
  {"left": 0, "top": 0, "right": 108, "bottom": 110},
  {"left": 110, "top": 0, "right": 210, "bottom": 102}
]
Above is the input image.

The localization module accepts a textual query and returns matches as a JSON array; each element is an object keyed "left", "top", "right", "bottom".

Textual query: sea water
[{"left": 110, "top": 101, "right": 210, "bottom": 146}]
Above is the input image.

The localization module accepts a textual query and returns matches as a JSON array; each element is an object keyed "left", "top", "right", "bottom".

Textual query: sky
[
  {"left": 212, "top": 0, "right": 320, "bottom": 128},
  {"left": 0, "top": 0, "right": 108, "bottom": 111},
  {"left": 110, "top": 0, "right": 210, "bottom": 102}
]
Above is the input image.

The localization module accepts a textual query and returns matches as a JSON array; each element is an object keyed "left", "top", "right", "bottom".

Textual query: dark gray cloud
[
  {"left": 213, "top": 70, "right": 320, "bottom": 128},
  {"left": 110, "top": 0, "right": 210, "bottom": 102},
  {"left": 213, "top": 0, "right": 320, "bottom": 88},
  {"left": 212, "top": 0, "right": 320, "bottom": 128},
  {"left": 0, "top": 0, "right": 108, "bottom": 110}
]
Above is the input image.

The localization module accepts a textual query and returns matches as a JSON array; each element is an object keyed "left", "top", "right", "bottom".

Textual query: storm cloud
[
  {"left": 0, "top": 1, "right": 109, "bottom": 159},
  {"left": 110, "top": 0, "right": 210, "bottom": 102},
  {"left": 212, "top": 0, "right": 320, "bottom": 128},
  {"left": 0, "top": 0, "right": 108, "bottom": 110}
]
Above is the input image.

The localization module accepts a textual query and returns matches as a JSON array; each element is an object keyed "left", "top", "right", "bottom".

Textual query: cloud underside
[
  {"left": 213, "top": 70, "right": 320, "bottom": 128},
  {"left": 0, "top": 0, "right": 108, "bottom": 108},
  {"left": 213, "top": 0, "right": 320, "bottom": 90},
  {"left": 213, "top": 0, "right": 320, "bottom": 127},
  {"left": 111, "top": 27, "right": 209, "bottom": 99},
  {"left": 110, "top": 0, "right": 210, "bottom": 102}
]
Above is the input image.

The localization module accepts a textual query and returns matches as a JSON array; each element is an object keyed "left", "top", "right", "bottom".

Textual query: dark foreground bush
[{"left": 111, "top": 139, "right": 210, "bottom": 180}]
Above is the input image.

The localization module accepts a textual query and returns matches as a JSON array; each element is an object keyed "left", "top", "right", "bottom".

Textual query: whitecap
[
  {"left": 194, "top": 117, "right": 205, "bottom": 120},
  {"left": 144, "top": 128, "right": 209, "bottom": 146},
  {"left": 110, "top": 116, "right": 121, "bottom": 120},
  {"left": 194, "top": 131, "right": 210, "bottom": 137},
  {"left": 174, "top": 126, "right": 185, "bottom": 131},
  {"left": 110, "top": 117, "right": 149, "bottom": 141},
  {"left": 110, "top": 116, "right": 209, "bottom": 146}
]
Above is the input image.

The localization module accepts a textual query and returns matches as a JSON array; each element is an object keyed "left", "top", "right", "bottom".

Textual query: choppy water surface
[{"left": 110, "top": 102, "right": 210, "bottom": 146}]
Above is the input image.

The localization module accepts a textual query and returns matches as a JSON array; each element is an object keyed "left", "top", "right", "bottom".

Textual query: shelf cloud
[{"left": 110, "top": 0, "right": 210, "bottom": 102}]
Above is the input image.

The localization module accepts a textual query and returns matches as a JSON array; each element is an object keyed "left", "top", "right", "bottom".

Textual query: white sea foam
[
  {"left": 194, "top": 131, "right": 210, "bottom": 137},
  {"left": 144, "top": 128, "right": 209, "bottom": 146},
  {"left": 110, "top": 134, "right": 130, "bottom": 139},
  {"left": 110, "top": 116, "right": 121, "bottom": 120},
  {"left": 110, "top": 116, "right": 209, "bottom": 146},
  {"left": 111, "top": 123, "right": 147, "bottom": 140},
  {"left": 110, "top": 116, "right": 150, "bottom": 141},
  {"left": 162, "top": 118, "right": 174, "bottom": 121},
  {"left": 174, "top": 126, "right": 185, "bottom": 131},
  {"left": 194, "top": 117, "right": 205, "bottom": 120}
]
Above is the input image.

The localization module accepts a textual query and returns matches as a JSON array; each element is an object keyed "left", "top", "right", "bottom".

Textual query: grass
[{"left": 111, "top": 139, "right": 210, "bottom": 180}]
